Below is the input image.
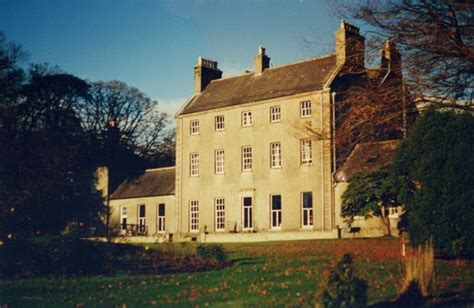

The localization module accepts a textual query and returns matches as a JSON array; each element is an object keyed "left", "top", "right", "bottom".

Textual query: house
[
  {"left": 107, "top": 21, "right": 406, "bottom": 242},
  {"left": 334, "top": 140, "right": 403, "bottom": 238},
  {"left": 108, "top": 167, "right": 176, "bottom": 241}
]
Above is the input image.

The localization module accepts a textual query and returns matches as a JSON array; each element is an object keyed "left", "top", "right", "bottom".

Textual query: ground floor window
[
  {"left": 190, "top": 200, "right": 199, "bottom": 232},
  {"left": 120, "top": 206, "right": 127, "bottom": 232},
  {"left": 271, "top": 195, "right": 282, "bottom": 229},
  {"left": 302, "top": 192, "right": 313, "bottom": 228},
  {"left": 138, "top": 204, "right": 146, "bottom": 234},
  {"left": 215, "top": 198, "right": 225, "bottom": 231},
  {"left": 157, "top": 203, "right": 165, "bottom": 233},
  {"left": 242, "top": 197, "right": 253, "bottom": 230}
]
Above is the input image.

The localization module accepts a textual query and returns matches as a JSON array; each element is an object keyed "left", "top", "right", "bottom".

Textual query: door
[
  {"left": 120, "top": 206, "right": 127, "bottom": 235},
  {"left": 138, "top": 204, "right": 146, "bottom": 235},
  {"left": 242, "top": 196, "right": 253, "bottom": 231},
  {"left": 157, "top": 203, "right": 165, "bottom": 233}
]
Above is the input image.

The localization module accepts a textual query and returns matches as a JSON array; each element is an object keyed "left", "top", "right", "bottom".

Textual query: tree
[
  {"left": 391, "top": 111, "right": 474, "bottom": 257},
  {"left": 332, "top": 0, "right": 474, "bottom": 112},
  {"left": 342, "top": 167, "right": 400, "bottom": 236}
]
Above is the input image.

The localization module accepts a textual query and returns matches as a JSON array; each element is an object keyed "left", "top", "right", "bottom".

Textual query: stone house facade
[{"left": 108, "top": 21, "right": 406, "bottom": 242}]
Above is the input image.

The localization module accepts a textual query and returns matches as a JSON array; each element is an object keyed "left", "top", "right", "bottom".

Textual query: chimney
[
  {"left": 335, "top": 21, "right": 365, "bottom": 70},
  {"left": 381, "top": 40, "right": 401, "bottom": 73},
  {"left": 194, "top": 56, "right": 222, "bottom": 94},
  {"left": 254, "top": 46, "right": 270, "bottom": 74}
]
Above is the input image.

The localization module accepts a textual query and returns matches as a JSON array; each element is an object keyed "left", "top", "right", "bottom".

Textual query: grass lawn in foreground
[{"left": 1, "top": 238, "right": 473, "bottom": 306}]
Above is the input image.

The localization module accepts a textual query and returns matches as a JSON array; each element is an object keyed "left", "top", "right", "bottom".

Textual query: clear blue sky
[{"left": 1, "top": 0, "right": 344, "bottom": 115}]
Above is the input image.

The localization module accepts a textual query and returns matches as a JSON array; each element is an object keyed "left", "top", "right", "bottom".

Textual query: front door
[{"left": 242, "top": 196, "right": 253, "bottom": 231}]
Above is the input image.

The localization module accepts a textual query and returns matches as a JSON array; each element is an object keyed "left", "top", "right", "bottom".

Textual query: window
[
  {"left": 215, "top": 198, "right": 225, "bottom": 231},
  {"left": 270, "top": 105, "right": 281, "bottom": 122},
  {"left": 300, "top": 100, "right": 312, "bottom": 118},
  {"left": 242, "top": 111, "right": 252, "bottom": 127},
  {"left": 138, "top": 204, "right": 146, "bottom": 235},
  {"left": 189, "top": 200, "right": 199, "bottom": 232},
  {"left": 300, "top": 139, "right": 312, "bottom": 165},
  {"left": 270, "top": 142, "right": 281, "bottom": 168},
  {"left": 302, "top": 192, "right": 313, "bottom": 228},
  {"left": 190, "top": 153, "right": 199, "bottom": 176},
  {"left": 157, "top": 203, "right": 165, "bottom": 233},
  {"left": 271, "top": 195, "right": 282, "bottom": 229},
  {"left": 242, "top": 197, "right": 253, "bottom": 230},
  {"left": 242, "top": 146, "right": 252, "bottom": 171},
  {"left": 190, "top": 120, "right": 199, "bottom": 135},
  {"left": 215, "top": 115, "right": 225, "bottom": 131},
  {"left": 120, "top": 206, "right": 127, "bottom": 233},
  {"left": 215, "top": 149, "right": 224, "bottom": 174}
]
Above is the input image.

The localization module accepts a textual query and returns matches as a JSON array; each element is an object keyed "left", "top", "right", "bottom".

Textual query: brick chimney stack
[
  {"left": 381, "top": 40, "right": 401, "bottom": 74},
  {"left": 194, "top": 56, "right": 222, "bottom": 94},
  {"left": 335, "top": 21, "right": 365, "bottom": 70},
  {"left": 254, "top": 46, "right": 271, "bottom": 74}
]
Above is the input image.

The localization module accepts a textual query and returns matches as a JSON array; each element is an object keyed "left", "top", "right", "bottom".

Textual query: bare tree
[
  {"left": 78, "top": 80, "right": 171, "bottom": 160},
  {"left": 331, "top": 0, "right": 474, "bottom": 111}
]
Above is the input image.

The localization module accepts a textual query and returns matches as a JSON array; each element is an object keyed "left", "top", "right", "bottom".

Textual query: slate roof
[
  {"left": 110, "top": 167, "right": 175, "bottom": 200},
  {"left": 335, "top": 140, "right": 401, "bottom": 182},
  {"left": 179, "top": 54, "right": 338, "bottom": 115}
]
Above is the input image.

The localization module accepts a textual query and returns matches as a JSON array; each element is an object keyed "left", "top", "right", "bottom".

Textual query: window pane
[
  {"left": 272, "top": 195, "right": 281, "bottom": 210},
  {"left": 303, "top": 192, "right": 312, "bottom": 208},
  {"left": 158, "top": 203, "right": 165, "bottom": 216},
  {"left": 139, "top": 205, "right": 145, "bottom": 217},
  {"left": 243, "top": 197, "right": 252, "bottom": 206}
]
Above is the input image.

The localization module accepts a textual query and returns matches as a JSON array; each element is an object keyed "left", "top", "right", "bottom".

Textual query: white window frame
[
  {"left": 270, "top": 105, "right": 281, "bottom": 123},
  {"left": 189, "top": 200, "right": 199, "bottom": 232},
  {"left": 215, "top": 115, "right": 225, "bottom": 131},
  {"left": 242, "top": 146, "right": 252, "bottom": 171},
  {"left": 120, "top": 206, "right": 127, "bottom": 234},
  {"left": 157, "top": 203, "right": 165, "bottom": 233},
  {"left": 300, "top": 139, "right": 312, "bottom": 165},
  {"left": 301, "top": 192, "right": 313, "bottom": 228},
  {"left": 215, "top": 149, "right": 225, "bottom": 175},
  {"left": 270, "top": 195, "right": 282, "bottom": 230},
  {"left": 242, "top": 111, "right": 252, "bottom": 127},
  {"left": 270, "top": 142, "right": 281, "bottom": 168},
  {"left": 138, "top": 204, "right": 146, "bottom": 234},
  {"left": 190, "top": 119, "right": 199, "bottom": 135},
  {"left": 215, "top": 198, "right": 225, "bottom": 232},
  {"left": 242, "top": 196, "right": 253, "bottom": 231},
  {"left": 300, "top": 100, "right": 312, "bottom": 118},
  {"left": 190, "top": 152, "right": 199, "bottom": 176}
]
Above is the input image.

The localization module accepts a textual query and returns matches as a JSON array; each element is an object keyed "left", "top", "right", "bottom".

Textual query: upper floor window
[
  {"left": 242, "top": 111, "right": 252, "bottom": 127},
  {"left": 300, "top": 100, "right": 312, "bottom": 118},
  {"left": 190, "top": 120, "right": 199, "bottom": 135},
  {"left": 270, "top": 142, "right": 281, "bottom": 168},
  {"left": 215, "top": 115, "right": 225, "bottom": 131},
  {"left": 242, "top": 146, "right": 252, "bottom": 171},
  {"left": 215, "top": 149, "right": 225, "bottom": 174},
  {"left": 270, "top": 105, "right": 281, "bottom": 123},
  {"left": 190, "top": 152, "right": 199, "bottom": 176},
  {"left": 300, "top": 139, "right": 312, "bottom": 165}
]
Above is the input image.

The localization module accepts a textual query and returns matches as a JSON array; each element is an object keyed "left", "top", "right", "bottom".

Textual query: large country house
[{"left": 106, "top": 22, "right": 407, "bottom": 242}]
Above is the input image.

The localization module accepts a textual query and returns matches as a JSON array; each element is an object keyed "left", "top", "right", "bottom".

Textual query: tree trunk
[{"left": 380, "top": 207, "right": 391, "bottom": 236}]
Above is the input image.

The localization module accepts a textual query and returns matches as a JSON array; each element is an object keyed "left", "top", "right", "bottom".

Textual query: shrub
[
  {"left": 196, "top": 244, "right": 227, "bottom": 264},
  {"left": 0, "top": 236, "right": 141, "bottom": 277},
  {"left": 401, "top": 239, "right": 434, "bottom": 297},
  {"left": 316, "top": 254, "right": 368, "bottom": 308}
]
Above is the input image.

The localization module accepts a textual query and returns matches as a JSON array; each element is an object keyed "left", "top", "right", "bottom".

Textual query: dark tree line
[{"left": 0, "top": 33, "right": 174, "bottom": 240}]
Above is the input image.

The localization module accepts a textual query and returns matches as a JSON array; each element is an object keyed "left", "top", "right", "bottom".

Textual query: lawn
[{"left": 1, "top": 238, "right": 473, "bottom": 306}]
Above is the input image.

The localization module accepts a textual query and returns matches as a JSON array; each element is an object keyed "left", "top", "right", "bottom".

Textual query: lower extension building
[{"left": 107, "top": 22, "right": 406, "bottom": 242}]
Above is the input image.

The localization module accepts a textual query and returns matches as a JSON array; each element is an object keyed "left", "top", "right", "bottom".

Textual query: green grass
[{"left": 1, "top": 238, "right": 473, "bottom": 306}]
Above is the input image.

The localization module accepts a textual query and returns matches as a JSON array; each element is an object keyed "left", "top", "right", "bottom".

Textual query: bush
[
  {"left": 316, "top": 254, "right": 368, "bottom": 308},
  {"left": 391, "top": 111, "right": 474, "bottom": 257},
  {"left": 0, "top": 236, "right": 140, "bottom": 277},
  {"left": 196, "top": 244, "right": 227, "bottom": 264}
]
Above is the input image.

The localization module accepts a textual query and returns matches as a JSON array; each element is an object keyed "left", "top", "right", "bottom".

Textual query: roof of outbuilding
[
  {"left": 335, "top": 140, "right": 401, "bottom": 182},
  {"left": 110, "top": 167, "right": 175, "bottom": 200},
  {"left": 178, "top": 54, "right": 338, "bottom": 115}
]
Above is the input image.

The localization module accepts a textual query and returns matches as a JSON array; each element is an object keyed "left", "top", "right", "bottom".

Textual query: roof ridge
[
  {"left": 209, "top": 53, "right": 337, "bottom": 84},
  {"left": 145, "top": 166, "right": 176, "bottom": 172}
]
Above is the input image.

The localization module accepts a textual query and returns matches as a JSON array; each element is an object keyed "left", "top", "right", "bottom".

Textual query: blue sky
[{"left": 1, "top": 0, "right": 343, "bottom": 115}]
